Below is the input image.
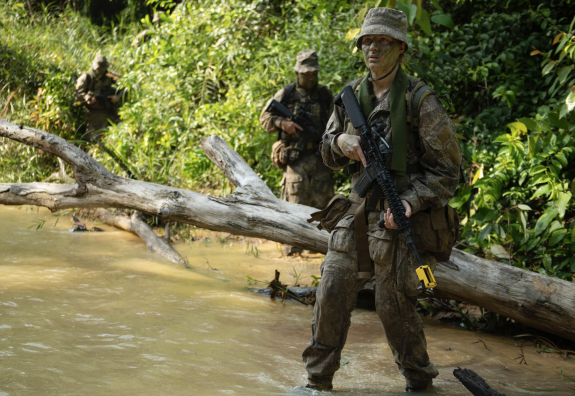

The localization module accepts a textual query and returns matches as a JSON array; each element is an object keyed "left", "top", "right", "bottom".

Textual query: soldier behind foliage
[
  {"left": 74, "top": 54, "right": 125, "bottom": 141},
  {"left": 132, "top": 12, "right": 164, "bottom": 47}
]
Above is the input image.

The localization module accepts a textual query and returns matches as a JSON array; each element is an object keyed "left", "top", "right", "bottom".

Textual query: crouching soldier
[
  {"left": 301, "top": 8, "right": 462, "bottom": 392},
  {"left": 260, "top": 49, "right": 335, "bottom": 255}
]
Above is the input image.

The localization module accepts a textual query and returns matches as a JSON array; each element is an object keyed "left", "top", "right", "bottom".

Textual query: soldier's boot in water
[
  {"left": 305, "top": 374, "right": 333, "bottom": 391},
  {"left": 405, "top": 378, "right": 433, "bottom": 392}
]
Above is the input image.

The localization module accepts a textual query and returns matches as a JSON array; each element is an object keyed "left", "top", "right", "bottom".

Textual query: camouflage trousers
[
  {"left": 302, "top": 211, "right": 439, "bottom": 387},
  {"left": 84, "top": 110, "right": 118, "bottom": 141},
  {"left": 281, "top": 151, "right": 334, "bottom": 255}
]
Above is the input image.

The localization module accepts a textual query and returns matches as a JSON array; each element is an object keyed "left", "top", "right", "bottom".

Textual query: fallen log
[
  {"left": 93, "top": 209, "right": 186, "bottom": 265},
  {"left": 1, "top": 117, "right": 575, "bottom": 342}
]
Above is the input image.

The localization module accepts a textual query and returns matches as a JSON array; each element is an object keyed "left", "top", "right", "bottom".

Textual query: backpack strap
[
  {"left": 280, "top": 82, "right": 297, "bottom": 105},
  {"left": 408, "top": 82, "right": 435, "bottom": 133}
]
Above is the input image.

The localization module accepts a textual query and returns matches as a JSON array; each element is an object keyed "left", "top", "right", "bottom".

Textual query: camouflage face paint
[
  {"left": 297, "top": 71, "right": 319, "bottom": 91},
  {"left": 362, "top": 35, "right": 400, "bottom": 76}
]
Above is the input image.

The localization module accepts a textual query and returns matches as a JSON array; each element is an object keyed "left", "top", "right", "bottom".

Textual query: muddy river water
[{"left": 1, "top": 206, "right": 574, "bottom": 395}]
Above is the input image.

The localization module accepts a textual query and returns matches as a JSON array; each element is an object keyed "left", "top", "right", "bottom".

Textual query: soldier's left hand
[
  {"left": 383, "top": 200, "right": 411, "bottom": 229},
  {"left": 108, "top": 95, "right": 120, "bottom": 104}
]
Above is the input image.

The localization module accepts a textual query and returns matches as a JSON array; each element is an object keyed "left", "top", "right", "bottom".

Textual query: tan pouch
[
  {"left": 307, "top": 194, "right": 352, "bottom": 233},
  {"left": 411, "top": 205, "right": 459, "bottom": 262},
  {"left": 271, "top": 140, "right": 289, "bottom": 170}
]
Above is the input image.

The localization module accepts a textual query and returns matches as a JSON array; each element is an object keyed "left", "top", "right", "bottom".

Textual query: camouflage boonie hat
[
  {"left": 355, "top": 8, "right": 408, "bottom": 49},
  {"left": 294, "top": 49, "right": 321, "bottom": 73},
  {"left": 92, "top": 54, "right": 109, "bottom": 71}
]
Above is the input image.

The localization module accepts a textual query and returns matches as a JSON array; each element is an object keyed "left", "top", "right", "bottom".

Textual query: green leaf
[
  {"left": 556, "top": 151, "right": 568, "bottom": 167},
  {"left": 520, "top": 211, "right": 527, "bottom": 235},
  {"left": 478, "top": 225, "right": 492, "bottom": 242},
  {"left": 549, "top": 229, "right": 567, "bottom": 246},
  {"left": 534, "top": 208, "right": 559, "bottom": 236},
  {"left": 531, "top": 183, "right": 552, "bottom": 199},
  {"left": 528, "top": 164, "right": 545, "bottom": 176},
  {"left": 505, "top": 90, "right": 516, "bottom": 107},
  {"left": 554, "top": 191, "right": 572, "bottom": 218},
  {"left": 395, "top": 3, "right": 413, "bottom": 25},
  {"left": 535, "top": 120, "right": 551, "bottom": 132},
  {"left": 345, "top": 28, "right": 361, "bottom": 41},
  {"left": 507, "top": 122, "right": 527, "bottom": 134},
  {"left": 542, "top": 61, "right": 556, "bottom": 76},
  {"left": 490, "top": 244, "right": 509, "bottom": 259},
  {"left": 567, "top": 91, "right": 575, "bottom": 112},
  {"left": 518, "top": 204, "right": 532, "bottom": 211},
  {"left": 518, "top": 118, "right": 538, "bottom": 131},
  {"left": 528, "top": 135, "right": 539, "bottom": 157},
  {"left": 417, "top": 9, "right": 432, "bottom": 35},
  {"left": 548, "top": 110, "right": 569, "bottom": 129},
  {"left": 429, "top": 0, "right": 444, "bottom": 13},
  {"left": 431, "top": 14, "right": 455, "bottom": 30},
  {"left": 558, "top": 66, "right": 573, "bottom": 83}
]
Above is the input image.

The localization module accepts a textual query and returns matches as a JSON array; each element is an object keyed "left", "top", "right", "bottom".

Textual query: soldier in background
[
  {"left": 132, "top": 12, "right": 164, "bottom": 47},
  {"left": 260, "top": 49, "right": 335, "bottom": 255},
  {"left": 74, "top": 54, "right": 124, "bottom": 141}
]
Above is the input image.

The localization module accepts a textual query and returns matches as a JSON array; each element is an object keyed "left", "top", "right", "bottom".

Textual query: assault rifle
[
  {"left": 74, "top": 88, "right": 123, "bottom": 113},
  {"left": 334, "top": 85, "right": 436, "bottom": 294},
  {"left": 266, "top": 99, "right": 323, "bottom": 151}
]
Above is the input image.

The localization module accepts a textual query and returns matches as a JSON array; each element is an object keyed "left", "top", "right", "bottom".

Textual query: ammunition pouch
[
  {"left": 271, "top": 139, "right": 318, "bottom": 170},
  {"left": 307, "top": 194, "right": 356, "bottom": 233},
  {"left": 411, "top": 205, "right": 459, "bottom": 262}
]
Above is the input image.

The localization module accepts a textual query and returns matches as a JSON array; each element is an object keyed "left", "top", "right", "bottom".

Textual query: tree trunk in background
[{"left": 1, "top": 117, "right": 575, "bottom": 342}]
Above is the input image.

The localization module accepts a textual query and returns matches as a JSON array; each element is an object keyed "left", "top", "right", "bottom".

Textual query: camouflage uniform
[
  {"left": 260, "top": 83, "right": 335, "bottom": 208},
  {"left": 260, "top": 50, "right": 335, "bottom": 254},
  {"left": 302, "top": 8, "right": 461, "bottom": 391},
  {"left": 74, "top": 55, "right": 122, "bottom": 141}
]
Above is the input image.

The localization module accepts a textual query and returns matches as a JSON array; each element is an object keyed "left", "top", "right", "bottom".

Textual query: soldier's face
[
  {"left": 94, "top": 67, "right": 106, "bottom": 76},
  {"left": 296, "top": 71, "right": 318, "bottom": 90},
  {"left": 362, "top": 35, "right": 402, "bottom": 73}
]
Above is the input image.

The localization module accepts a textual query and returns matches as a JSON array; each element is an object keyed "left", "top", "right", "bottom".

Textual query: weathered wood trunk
[{"left": 1, "top": 117, "right": 575, "bottom": 342}]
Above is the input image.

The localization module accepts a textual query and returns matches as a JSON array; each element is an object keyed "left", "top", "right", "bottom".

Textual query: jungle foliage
[{"left": 0, "top": 0, "right": 574, "bottom": 281}]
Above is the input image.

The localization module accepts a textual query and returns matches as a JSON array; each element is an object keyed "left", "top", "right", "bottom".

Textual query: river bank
[{"left": 1, "top": 206, "right": 573, "bottom": 395}]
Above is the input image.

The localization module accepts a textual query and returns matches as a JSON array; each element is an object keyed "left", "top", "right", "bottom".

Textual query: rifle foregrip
[{"left": 376, "top": 168, "right": 412, "bottom": 233}]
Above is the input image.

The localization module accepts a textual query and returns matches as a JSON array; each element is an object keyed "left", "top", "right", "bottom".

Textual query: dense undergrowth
[{"left": 1, "top": 0, "right": 574, "bottom": 284}]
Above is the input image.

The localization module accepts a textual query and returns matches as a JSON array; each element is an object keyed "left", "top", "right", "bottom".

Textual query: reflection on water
[{"left": 0, "top": 206, "right": 573, "bottom": 395}]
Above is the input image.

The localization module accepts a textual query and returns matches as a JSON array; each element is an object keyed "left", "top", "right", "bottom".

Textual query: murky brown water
[{"left": 1, "top": 206, "right": 574, "bottom": 395}]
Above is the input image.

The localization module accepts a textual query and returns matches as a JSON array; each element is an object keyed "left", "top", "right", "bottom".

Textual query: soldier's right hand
[
  {"left": 337, "top": 134, "right": 367, "bottom": 167},
  {"left": 86, "top": 96, "right": 97, "bottom": 105},
  {"left": 281, "top": 119, "right": 303, "bottom": 135}
]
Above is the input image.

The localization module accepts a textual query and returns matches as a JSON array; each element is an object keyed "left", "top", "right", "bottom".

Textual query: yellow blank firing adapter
[{"left": 416, "top": 265, "right": 437, "bottom": 291}]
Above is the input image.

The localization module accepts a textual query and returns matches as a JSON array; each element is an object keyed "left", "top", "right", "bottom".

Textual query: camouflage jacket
[
  {"left": 74, "top": 69, "right": 119, "bottom": 111},
  {"left": 321, "top": 73, "right": 461, "bottom": 215},
  {"left": 259, "top": 83, "right": 334, "bottom": 140}
]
